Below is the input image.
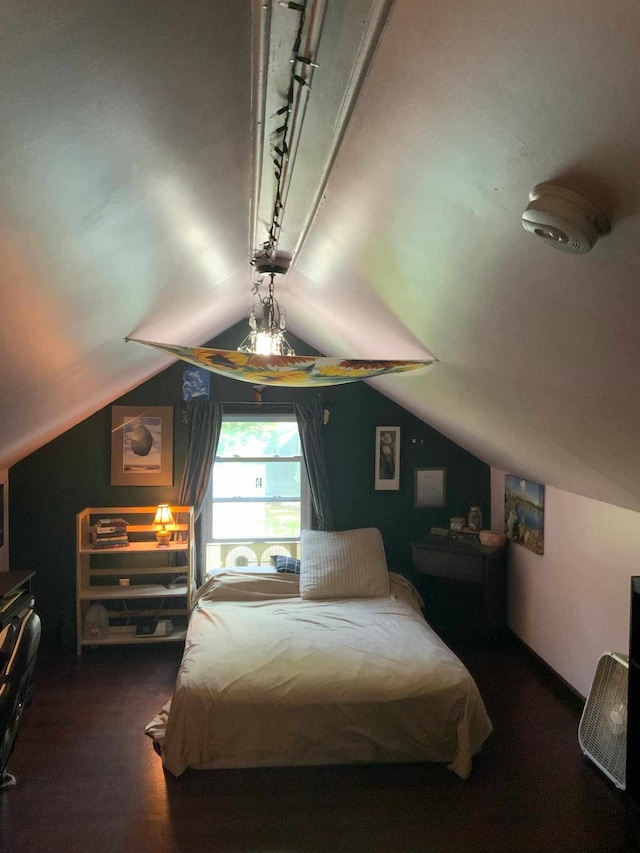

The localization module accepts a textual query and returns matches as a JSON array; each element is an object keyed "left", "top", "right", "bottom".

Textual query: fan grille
[{"left": 578, "top": 653, "right": 628, "bottom": 789}]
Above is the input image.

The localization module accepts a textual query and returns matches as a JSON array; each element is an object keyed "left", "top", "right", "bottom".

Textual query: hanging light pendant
[
  {"left": 237, "top": 271, "right": 295, "bottom": 356},
  {"left": 125, "top": 1, "right": 438, "bottom": 386}
]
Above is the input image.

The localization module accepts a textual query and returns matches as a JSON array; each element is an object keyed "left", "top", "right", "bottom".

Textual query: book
[
  {"left": 93, "top": 524, "right": 127, "bottom": 535},
  {"left": 90, "top": 532, "right": 129, "bottom": 548},
  {"left": 97, "top": 518, "right": 128, "bottom": 527},
  {"left": 91, "top": 531, "right": 129, "bottom": 541},
  {"left": 91, "top": 540, "right": 130, "bottom": 550}
]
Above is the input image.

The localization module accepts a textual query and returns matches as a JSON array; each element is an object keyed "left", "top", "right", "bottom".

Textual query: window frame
[{"left": 202, "top": 412, "right": 311, "bottom": 558}]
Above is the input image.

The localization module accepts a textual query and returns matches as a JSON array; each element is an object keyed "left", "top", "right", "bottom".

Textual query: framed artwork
[
  {"left": 182, "top": 365, "right": 210, "bottom": 400},
  {"left": 0, "top": 470, "right": 7, "bottom": 572},
  {"left": 414, "top": 467, "right": 446, "bottom": 507},
  {"left": 504, "top": 474, "right": 544, "bottom": 555},
  {"left": 111, "top": 406, "right": 174, "bottom": 486},
  {"left": 374, "top": 426, "right": 400, "bottom": 491}
]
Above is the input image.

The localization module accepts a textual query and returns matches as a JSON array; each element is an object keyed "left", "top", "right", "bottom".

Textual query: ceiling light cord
[
  {"left": 242, "top": 0, "right": 316, "bottom": 355},
  {"left": 254, "top": 0, "right": 316, "bottom": 268}
]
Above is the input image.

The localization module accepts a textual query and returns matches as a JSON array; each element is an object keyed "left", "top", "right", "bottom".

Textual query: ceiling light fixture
[
  {"left": 237, "top": 261, "right": 295, "bottom": 357},
  {"left": 126, "top": 1, "right": 437, "bottom": 386},
  {"left": 237, "top": 0, "right": 311, "bottom": 357}
]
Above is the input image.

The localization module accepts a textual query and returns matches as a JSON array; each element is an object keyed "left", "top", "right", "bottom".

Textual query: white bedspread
[{"left": 146, "top": 571, "right": 492, "bottom": 779}]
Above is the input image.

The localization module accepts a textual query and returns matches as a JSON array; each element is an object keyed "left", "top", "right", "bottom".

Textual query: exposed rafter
[{"left": 250, "top": 0, "right": 396, "bottom": 269}]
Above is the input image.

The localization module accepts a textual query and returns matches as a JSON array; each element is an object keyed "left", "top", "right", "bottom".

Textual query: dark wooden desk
[
  {"left": 411, "top": 536, "right": 507, "bottom": 640},
  {"left": 0, "top": 570, "right": 35, "bottom": 631}
]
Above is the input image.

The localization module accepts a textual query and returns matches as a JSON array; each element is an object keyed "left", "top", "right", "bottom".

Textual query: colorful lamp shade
[{"left": 128, "top": 338, "right": 435, "bottom": 388}]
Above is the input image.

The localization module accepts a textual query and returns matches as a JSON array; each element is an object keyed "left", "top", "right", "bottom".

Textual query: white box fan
[{"left": 578, "top": 653, "right": 628, "bottom": 789}]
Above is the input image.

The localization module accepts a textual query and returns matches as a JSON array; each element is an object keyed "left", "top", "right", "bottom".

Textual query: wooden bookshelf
[{"left": 75, "top": 506, "right": 195, "bottom": 655}]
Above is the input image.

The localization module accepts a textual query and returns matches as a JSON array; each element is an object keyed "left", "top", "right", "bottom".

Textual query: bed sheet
[{"left": 146, "top": 571, "right": 492, "bottom": 779}]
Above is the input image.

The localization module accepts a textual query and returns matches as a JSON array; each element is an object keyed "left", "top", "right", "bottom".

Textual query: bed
[{"left": 145, "top": 528, "right": 492, "bottom": 779}]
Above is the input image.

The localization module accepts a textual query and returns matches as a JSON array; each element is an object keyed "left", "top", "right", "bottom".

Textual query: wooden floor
[{"left": 2, "top": 634, "right": 640, "bottom": 853}]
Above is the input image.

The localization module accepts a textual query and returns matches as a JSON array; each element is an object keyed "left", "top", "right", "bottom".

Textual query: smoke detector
[{"left": 522, "top": 183, "right": 610, "bottom": 253}]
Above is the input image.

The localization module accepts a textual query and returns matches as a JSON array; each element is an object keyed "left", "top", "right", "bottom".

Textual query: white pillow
[{"left": 299, "top": 528, "right": 390, "bottom": 600}]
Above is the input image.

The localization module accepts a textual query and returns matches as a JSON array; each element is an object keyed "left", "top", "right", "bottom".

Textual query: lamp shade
[
  {"left": 128, "top": 339, "right": 436, "bottom": 387},
  {"left": 153, "top": 504, "right": 174, "bottom": 527}
]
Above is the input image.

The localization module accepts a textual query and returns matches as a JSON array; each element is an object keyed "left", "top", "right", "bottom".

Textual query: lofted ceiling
[{"left": 1, "top": 1, "right": 640, "bottom": 513}]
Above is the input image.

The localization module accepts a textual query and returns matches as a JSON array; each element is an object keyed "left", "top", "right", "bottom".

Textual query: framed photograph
[
  {"left": 414, "top": 467, "right": 446, "bottom": 507},
  {"left": 374, "top": 426, "right": 400, "bottom": 491},
  {"left": 504, "top": 474, "right": 544, "bottom": 555},
  {"left": 111, "top": 406, "right": 174, "bottom": 486}
]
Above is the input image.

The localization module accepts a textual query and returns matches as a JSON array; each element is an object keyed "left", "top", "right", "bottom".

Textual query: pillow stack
[{"left": 299, "top": 527, "right": 389, "bottom": 600}]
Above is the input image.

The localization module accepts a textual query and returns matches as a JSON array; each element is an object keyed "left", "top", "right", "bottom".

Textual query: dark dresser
[
  {"left": 628, "top": 576, "right": 640, "bottom": 808},
  {"left": 0, "top": 571, "right": 35, "bottom": 632},
  {"left": 411, "top": 535, "right": 507, "bottom": 640}
]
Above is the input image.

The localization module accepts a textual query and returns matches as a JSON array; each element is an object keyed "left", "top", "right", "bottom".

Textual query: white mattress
[{"left": 146, "top": 571, "right": 492, "bottom": 779}]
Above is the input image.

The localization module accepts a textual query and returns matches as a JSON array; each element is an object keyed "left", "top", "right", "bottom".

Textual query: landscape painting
[{"left": 505, "top": 475, "right": 545, "bottom": 555}]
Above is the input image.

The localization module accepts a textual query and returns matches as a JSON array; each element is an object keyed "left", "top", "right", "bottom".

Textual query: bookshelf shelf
[
  {"left": 79, "top": 629, "right": 188, "bottom": 648},
  {"left": 75, "top": 506, "right": 195, "bottom": 655}
]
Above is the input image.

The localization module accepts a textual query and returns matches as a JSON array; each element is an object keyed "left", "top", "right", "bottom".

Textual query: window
[{"left": 203, "top": 414, "right": 310, "bottom": 574}]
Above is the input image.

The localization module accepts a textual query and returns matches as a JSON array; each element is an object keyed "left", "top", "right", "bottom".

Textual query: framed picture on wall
[
  {"left": 182, "top": 365, "right": 210, "bottom": 400},
  {"left": 414, "top": 467, "right": 446, "bottom": 507},
  {"left": 504, "top": 474, "right": 544, "bottom": 555},
  {"left": 0, "top": 469, "right": 8, "bottom": 572},
  {"left": 110, "top": 406, "right": 174, "bottom": 486},
  {"left": 374, "top": 426, "right": 400, "bottom": 491}
]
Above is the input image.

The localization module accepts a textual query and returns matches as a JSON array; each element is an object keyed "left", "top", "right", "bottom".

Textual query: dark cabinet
[
  {"left": 628, "top": 576, "right": 640, "bottom": 807},
  {"left": 411, "top": 536, "right": 507, "bottom": 639},
  {"left": 0, "top": 571, "right": 35, "bottom": 632}
]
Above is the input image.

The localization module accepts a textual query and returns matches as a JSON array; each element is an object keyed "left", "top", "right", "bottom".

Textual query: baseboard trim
[{"left": 507, "top": 629, "right": 586, "bottom": 708}]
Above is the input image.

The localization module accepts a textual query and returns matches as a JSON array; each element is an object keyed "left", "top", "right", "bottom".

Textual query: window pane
[
  {"left": 216, "top": 420, "right": 301, "bottom": 458},
  {"left": 212, "top": 461, "right": 300, "bottom": 499},
  {"left": 211, "top": 501, "right": 301, "bottom": 539}
]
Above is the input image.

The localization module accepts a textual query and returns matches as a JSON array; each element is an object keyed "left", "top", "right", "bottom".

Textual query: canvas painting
[{"left": 505, "top": 475, "right": 544, "bottom": 555}]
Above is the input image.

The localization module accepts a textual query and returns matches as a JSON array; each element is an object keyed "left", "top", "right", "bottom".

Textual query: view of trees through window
[{"left": 209, "top": 418, "right": 305, "bottom": 542}]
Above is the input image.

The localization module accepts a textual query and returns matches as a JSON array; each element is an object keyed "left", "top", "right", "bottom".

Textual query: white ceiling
[{"left": 2, "top": 1, "right": 640, "bottom": 513}]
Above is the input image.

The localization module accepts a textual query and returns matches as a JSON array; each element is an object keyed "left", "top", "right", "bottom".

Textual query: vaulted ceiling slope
[{"left": 1, "top": 1, "right": 640, "bottom": 514}]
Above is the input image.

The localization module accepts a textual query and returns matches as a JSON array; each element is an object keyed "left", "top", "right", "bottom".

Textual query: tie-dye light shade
[{"left": 128, "top": 339, "right": 436, "bottom": 388}]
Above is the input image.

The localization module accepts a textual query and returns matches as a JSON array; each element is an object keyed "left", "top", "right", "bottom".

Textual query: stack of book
[{"left": 91, "top": 517, "right": 129, "bottom": 549}]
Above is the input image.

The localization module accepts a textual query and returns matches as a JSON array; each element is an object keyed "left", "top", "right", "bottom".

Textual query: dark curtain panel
[
  {"left": 177, "top": 399, "right": 223, "bottom": 584},
  {"left": 294, "top": 401, "right": 335, "bottom": 531}
]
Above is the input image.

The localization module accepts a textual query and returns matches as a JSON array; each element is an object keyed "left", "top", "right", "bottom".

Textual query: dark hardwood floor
[{"left": 2, "top": 633, "right": 640, "bottom": 853}]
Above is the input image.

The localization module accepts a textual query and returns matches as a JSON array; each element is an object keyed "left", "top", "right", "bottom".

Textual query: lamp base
[{"left": 156, "top": 529, "right": 171, "bottom": 547}]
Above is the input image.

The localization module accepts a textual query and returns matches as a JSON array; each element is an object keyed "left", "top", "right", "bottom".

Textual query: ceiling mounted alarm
[{"left": 522, "top": 182, "right": 610, "bottom": 253}]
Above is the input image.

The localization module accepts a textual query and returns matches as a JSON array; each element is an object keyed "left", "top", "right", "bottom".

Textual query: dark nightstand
[{"left": 411, "top": 535, "right": 507, "bottom": 640}]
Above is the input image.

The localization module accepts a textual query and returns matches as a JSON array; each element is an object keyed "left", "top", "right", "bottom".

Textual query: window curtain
[
  {"left": 294, "top": 401, "right": 335, "bottom": 531},
  {"left": 177, "top": 399, "right": 223, "bottom": 584}
]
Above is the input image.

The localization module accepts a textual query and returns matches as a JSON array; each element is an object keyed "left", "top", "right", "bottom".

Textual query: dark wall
[{"left": 9, "top": 323, "right": 490, "bottom": 649}]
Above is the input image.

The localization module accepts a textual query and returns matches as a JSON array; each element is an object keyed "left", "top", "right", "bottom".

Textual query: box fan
[{"left": 578, "top": 653, "right": 628, "bottom": 789}]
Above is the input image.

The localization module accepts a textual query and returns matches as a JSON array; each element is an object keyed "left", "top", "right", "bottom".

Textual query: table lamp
[{"left": 153, "top": 504, "right": 174, "bottom": 547}]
